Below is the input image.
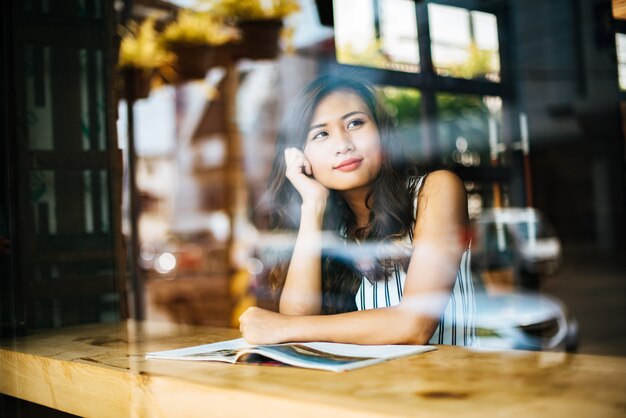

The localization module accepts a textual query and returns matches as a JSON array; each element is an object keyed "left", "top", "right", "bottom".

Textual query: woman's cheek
[
  {"left": 310, "top": 161, "right": 326, "bottom": 181},
  {"left": 304, "top": 150, "right": 323, "bottom": 174}
]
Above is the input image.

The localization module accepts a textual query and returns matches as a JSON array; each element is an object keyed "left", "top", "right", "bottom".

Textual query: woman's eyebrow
[
  {"left": 341, "top": 111, "right": 367, "bottom": 120},
  {"left": 308, "top": 111, "right": 368, "bottom": 132},
  {"left": 308, "top": 122, "right": 326, "bottom": 132}
]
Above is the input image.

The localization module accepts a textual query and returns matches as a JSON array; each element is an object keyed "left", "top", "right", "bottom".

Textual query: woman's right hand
[{"left": 284, "top": 147, "right": 329, "bottom": 209}]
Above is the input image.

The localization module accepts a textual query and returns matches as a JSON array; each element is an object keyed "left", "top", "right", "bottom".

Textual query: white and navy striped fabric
[{"left": 354, "top": 177, "right": 479, "bottom": 346}]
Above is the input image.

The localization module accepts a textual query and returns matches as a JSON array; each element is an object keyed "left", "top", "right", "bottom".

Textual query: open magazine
[{"left": 146, "top": 338, "right": 435, "bottom": 372}]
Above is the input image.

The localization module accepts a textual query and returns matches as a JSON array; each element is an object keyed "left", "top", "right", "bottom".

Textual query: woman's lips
[{"left": 334, "top": 158, "right": 363, "bottom": 172}]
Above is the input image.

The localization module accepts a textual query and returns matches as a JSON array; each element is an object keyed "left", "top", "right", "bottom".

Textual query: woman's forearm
[
  {"left": 281, "top": 305, "right": 439, "bottom": 345},
  {"left": 279, "top": 204, "right": 325, "bottom": 315}
]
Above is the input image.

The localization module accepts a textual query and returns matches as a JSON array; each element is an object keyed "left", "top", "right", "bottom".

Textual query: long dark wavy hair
[{"left": 263, "top": 75, "right": 419, "bottom": 314}]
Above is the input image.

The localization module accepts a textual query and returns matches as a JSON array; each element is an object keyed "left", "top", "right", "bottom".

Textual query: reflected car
[
  {"left": 471, "top": 208, "right": 562, "bottom": 283},
  {"left": 474, "top": 291, "right": 579, "bottom": 352}
]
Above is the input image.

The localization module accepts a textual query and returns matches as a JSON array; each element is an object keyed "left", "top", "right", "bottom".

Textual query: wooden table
[{"left": 1, "top": 321, "right": 625, "bottom": 417}]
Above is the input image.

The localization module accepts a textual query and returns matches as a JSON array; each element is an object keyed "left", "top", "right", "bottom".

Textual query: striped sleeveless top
[{"left": 355, "top": 176, "right": 479, "bottom": 346}]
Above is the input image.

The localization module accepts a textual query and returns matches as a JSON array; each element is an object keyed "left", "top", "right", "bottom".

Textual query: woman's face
[{"left": 303, "top": 90, "right": 383, "bottom": 192}]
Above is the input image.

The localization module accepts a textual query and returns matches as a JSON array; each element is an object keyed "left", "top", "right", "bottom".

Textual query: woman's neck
[{"left": 339, "top": 186, "right": 372, "bottom": 231}]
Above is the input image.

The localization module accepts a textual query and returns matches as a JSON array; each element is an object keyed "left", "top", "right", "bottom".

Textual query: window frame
[{"left": 323, "top": 0, "right": 519, "bottom": 204}]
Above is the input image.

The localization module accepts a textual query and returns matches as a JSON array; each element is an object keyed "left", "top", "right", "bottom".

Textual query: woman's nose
[{"left": 335, "top": 131, "right": 354, "bottom": 154}]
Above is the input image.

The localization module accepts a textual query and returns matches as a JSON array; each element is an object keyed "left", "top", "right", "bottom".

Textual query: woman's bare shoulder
[
  {"left": 415, "top": 170, "right": 468, "bottom": 227},
  {"left": 419, "top": 170, "right": 466, "bottom": 198}
]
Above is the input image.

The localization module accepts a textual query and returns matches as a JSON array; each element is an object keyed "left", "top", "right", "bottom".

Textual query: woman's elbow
[
  {"left": 278, "top": 292, "right": 322, "bottom": 316},
  {"left": 404, "top": 329, "right": 434, "bottom": 345},
  {"left": 399, "top": 323, "right": 433, "bottom": 345},
  {"left": 392, "top": 308, "right": 437, "bottom": 345}
]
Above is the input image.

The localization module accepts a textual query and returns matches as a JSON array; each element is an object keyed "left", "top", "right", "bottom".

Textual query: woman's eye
[
  {"left": 311, "top": 131, "right": 328, "bottom": 141},
  {"left": 347, "top": 119, "right": 365, "bottom": 129}
]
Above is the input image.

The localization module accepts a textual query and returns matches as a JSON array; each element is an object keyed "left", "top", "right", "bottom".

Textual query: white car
[
  {"left": 474, "top": 291, "right": 579, "bottom": 352},
  {"left": 471, "top": 208, "right": 562, "bottom": 282}
]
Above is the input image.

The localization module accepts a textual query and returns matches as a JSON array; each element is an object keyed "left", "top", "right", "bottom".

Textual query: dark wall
[
  {"left": 1, "top": 0, "right": 126, "bottom": 334},
  {"left": 0, "top": 0, "right": 22, "bottom": 337},
  {"left": 512, "top": 0, "right": 626, "bottom": 249}
]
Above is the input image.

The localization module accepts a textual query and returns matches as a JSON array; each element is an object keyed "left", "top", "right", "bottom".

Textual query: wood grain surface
[{"left": 1, "top": 321, "right": 625, "bottom": 417}]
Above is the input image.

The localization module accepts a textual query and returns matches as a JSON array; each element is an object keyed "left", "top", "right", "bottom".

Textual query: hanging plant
[
  {"left": 160, "top": 10, "right": 240, "bottom": 81},
  {"left": 118, "top": 18, "right": 173, "bottom": 100},
  {"left": 208, "top": 0, "right": 300, "bottom": 21},
  {"left": 202, "top": 0, "right": 300, "bottom": 60}
]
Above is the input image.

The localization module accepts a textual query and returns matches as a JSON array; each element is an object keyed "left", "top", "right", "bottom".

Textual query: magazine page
[
  {"left": 147, "top": 339, "right": 436, "bottom": 372},
  {"left": 299, "top": 342, "right": 435, "bottom": 359},
  {"left": 145, "top": 338, "right": 252, "bottom": 362},
  {"left": 235, "top": 344, "right": 377, "bottom": 372},
  {"left": 235, "top": 343, "right": 435, "bottom": 372}
]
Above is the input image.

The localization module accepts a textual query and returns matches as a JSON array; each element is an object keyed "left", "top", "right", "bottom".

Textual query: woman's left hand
[{"left": 239, "top": 307, "right": 290, "bottom": 345}]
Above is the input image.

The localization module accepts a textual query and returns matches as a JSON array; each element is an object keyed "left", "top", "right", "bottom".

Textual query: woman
[{"left": 240, "top": 75, "right": 478, "bottom": 346}]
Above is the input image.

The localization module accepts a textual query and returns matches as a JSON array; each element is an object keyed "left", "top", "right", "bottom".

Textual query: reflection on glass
[
  {"left": 22, "top": 0, "right": 102, "bottom": 19},
  {"left": 26, "top": 46, "right": 54, "bottom": 150},
  {"left": 26, "top": 46, "right": 107, "bottom": 151},
  {"left": 379, "top": 85, "right": 421, "bottom": 125},
  {"left": 437, "top": 93, "right": 503, "bottom": 214},
  {"left": 31, "top": 170, "right": 57, "bottom": 235},
  {"left": 17, "top": 34, "right": 119, "bottom": 330},
  {"left": 334, "top": 0, "right": 419, "bottom": 72},
  {"left": 81, "top": 49, "right": 107, "bottom": 151},
  {"left": 84, "top": 170, "right": 94, "bottom": 233},
  {"left": 437, "top": 93, "right": 499, "bottom": 166},
  {"left": 100, "top": 170, "right": 110, "bottom": 233},
  {"left": 473, "top": 291, "right": 573, "bottom": 351},
  {"left": 378, "top": 86, "right": 423, "bottom": 161},
  {"left": 616, "top": 33, "right": 626, "bottom": 91},
  {"left": 83, "top": 169, "right": 110, "bottom": 234},
  {"left": 428, "top": 3, "right": 500, "bottom": 81},
  {"left": 472, "top": 208, "right": 562, "bottom": 280}
]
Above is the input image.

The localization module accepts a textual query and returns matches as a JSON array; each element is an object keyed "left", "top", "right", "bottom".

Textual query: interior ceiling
[{"left": 614, "top": 0, "right": 626, "bottom": 20}]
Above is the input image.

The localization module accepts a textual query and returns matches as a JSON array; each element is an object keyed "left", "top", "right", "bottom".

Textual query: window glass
[
  {"left": 436, "top": 93, "right": 502, "bottom": 166},
  {"left": 334, "top": 0, "right": 420, "bottom": 72},
  {"left": 26, "top": 46, "right": 54, "bottom": 150},
  {"left": 31, "top": 170, "right": 58, "bottom": 235},
  {"left": 22, "top": 0, "right": 102, "bottom": 19},
  {"left": 80, "top": 49, "right": 107, "bottom": 150},
  {"left": 18, "top": 41, "right": 118, "bottom": 329},
  {"left": 616, "top": 33, "right": 626, "bottom": 91},
  {"left": 379, "top": 86, "right": 424, "bottom": 163},
  {"left": 378, "top": 86, "right": 423, "bottom": 163},
  {"left": 26, "top": 46, "right": 106, "bottom": 151},
  {"left": 437, "top": 93, "right": 503, "bottom": 214},
  {"left": 379, "top": 86, "right": 422, "bottom": 125},
  {"left": 428, "top": 3, "right": 500, "bottom": 81}
]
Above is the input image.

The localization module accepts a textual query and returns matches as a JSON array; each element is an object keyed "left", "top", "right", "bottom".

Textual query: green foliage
[
  {"left": 447, "top": 42, "right": 499, "bottom": 80},
  {"left": 160, "top": 10, "right": 240, "bottom": 47},
  {"left": 379, "top": 86, "right": 422, "bottom": 126},
  {"left": 336, "top": 39, "right": 389, "bottom": 69},
  {"left": 118, "top": 18, "right": 172, "bottom": 69},
  {"left": 202, "top": 0, "right": 300, "bottom": 21}
]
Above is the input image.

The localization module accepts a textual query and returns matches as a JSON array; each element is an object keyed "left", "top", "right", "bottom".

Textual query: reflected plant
[
  {"left": 202, "top": 0, "right": 300, "bottom": 21},
  {"left": 447, "top": 42, "right": 499, "bottom": 81},
  {"left": 118, "top": 18, "right": 172, "bottom": 69},
  {"left": 378, "top": 87, "right": 422, "bottom": 126},
  {"left": 437, "top": 93, "right": 491, "bottom": 165},
  {"left": 336, "top": 39, "right": 393, "bottom": 70},
  {"left": 160, "top": 10, "right": 240, "bottom": 47},
  {"left": 378, "top": 87, "right": 423, "bottom": 163},
  {"left": 437, "top": 93, "right": 489, "bottom": 130}
]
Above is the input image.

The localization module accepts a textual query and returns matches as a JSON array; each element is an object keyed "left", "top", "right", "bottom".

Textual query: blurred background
[{"left": 1, "top": 0, "right": 625, "bottom": 356}]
